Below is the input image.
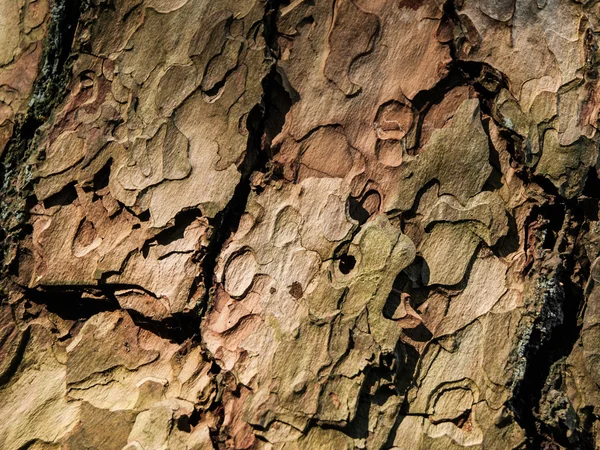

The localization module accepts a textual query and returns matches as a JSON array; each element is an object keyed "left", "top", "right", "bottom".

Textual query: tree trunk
[{"left": 1, "top": 0, "right": 599, "bottom": 449}]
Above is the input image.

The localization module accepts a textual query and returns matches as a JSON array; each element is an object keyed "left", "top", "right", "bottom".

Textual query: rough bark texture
[{"left": 1, "top": 0, "right": 600, "bottom": 449}]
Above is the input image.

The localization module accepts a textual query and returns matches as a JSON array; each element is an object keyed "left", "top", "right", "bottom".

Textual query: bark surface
[{"left": 1, "top": 0, "right": 600, "bottom": 449}]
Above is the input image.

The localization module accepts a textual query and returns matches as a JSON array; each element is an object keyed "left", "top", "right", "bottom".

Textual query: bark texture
[{"left": 1, "top": 0, "right": 600, "bottom": 449}]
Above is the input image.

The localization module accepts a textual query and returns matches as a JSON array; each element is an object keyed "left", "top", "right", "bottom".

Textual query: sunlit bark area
[{"left": 1, "top": 1, "right": 600, "bottom": 448}]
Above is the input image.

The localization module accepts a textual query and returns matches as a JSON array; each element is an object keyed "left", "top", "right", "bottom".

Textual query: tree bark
[{"left": 1, "top": 0, "right": 599, "bottom": 449}]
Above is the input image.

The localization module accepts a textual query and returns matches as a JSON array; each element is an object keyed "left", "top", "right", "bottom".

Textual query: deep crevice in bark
[
  {"left": 198, "top": 0, "right": 292, "bottom": 319},
  {"left": 509, "top": 202, "right": 593, "bottom": 449},
  {"left": 196, "top": 2, "right": 294, "bottom": 445},
  {"left": 0, "top": 0, "right": 84, "bottom": 275},
  {"left": 26, "top": 286, "right": 120, "bottom": 321},
  {"left": 25, "top": 285, "right": 202, "bottom": 344}
]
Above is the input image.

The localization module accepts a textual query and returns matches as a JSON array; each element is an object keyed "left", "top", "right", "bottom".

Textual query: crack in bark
[
  {"left": 509, "top": 202, "right": 593, "bottom": 449},
  {"left": 25, "top": 284, "right": 202, "bottom": 344},
  {"left": 198, "top": 0, "right": 290, "bottom": 320},
  {"left": 196, "top": 2, "right": 293, "bottom": 446},
  {"left": 0, "top": 0, "right": 84, "bottom": 277}
]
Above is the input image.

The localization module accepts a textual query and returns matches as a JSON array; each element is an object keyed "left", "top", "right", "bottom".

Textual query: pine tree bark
[{"left": 1, "top": 0, "right": 600, "bottom": 449}]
